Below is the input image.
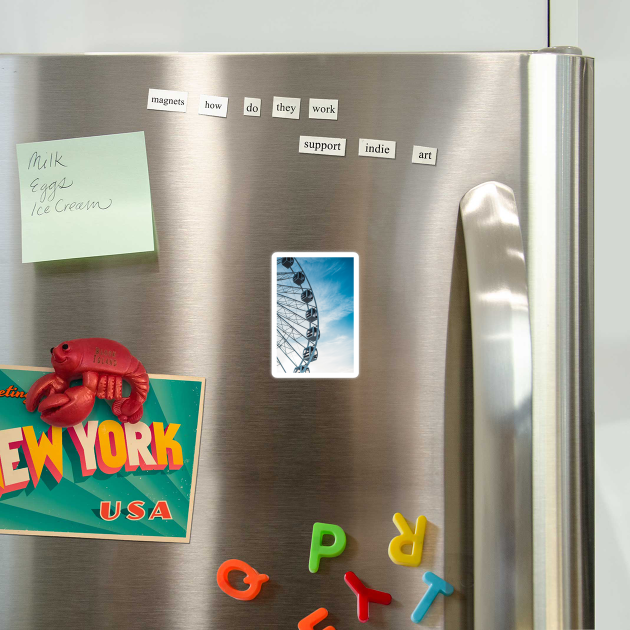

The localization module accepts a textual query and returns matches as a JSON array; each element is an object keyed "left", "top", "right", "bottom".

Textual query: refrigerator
[{"left": 0, "top": 50, "right": 593, "bottom": 629}]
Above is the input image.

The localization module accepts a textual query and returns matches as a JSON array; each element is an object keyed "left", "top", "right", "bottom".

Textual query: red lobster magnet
[{"left": 26, "top": 338, "right": 149, "bottom": 428}]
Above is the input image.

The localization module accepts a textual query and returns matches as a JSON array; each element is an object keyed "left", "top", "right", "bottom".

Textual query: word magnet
[
  {"left": 198, "top": 95, "right": 228, "bottom": 118},
  {"left": 244, "top": 97, "right": 261, "bottom": 116},
  {"left": 216, "top": 559, "right": 269, "bottom": 601},
  {"left": 411, "top": 145, "right": 438, "bottom": 165},
  {"left": 388, "top": 512, "right": 427, "bottom": 567},
  {"left": 272, "top": 96, "right": 300, "bottom": 119},
  {"left": 344, "top": 571, "right": 392, "bottom": 622},
  {"left": 309, "top": 522, "right": 346, "bottom": 573},
  {"left": 147, "top": 88, "right": 187, "bottom": 112},
  {"left": 411, "top": 572, "right": 454, "bottom": 624},
  {"left": 358, "top": 138, "right": 396, "bottom": 159},
  {"left": 308, "top": 98, "right": 338, "bottom": 120},
  {"left": 299, "top": 136, "right": 346, "bottom": 157},
  {"left": 298, "top": 608, "right": 335, "bottom": 630}
]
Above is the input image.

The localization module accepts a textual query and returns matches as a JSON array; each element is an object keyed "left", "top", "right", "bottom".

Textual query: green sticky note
[{"left": 16, "top": 132, "right": 155, "bottom": 263}]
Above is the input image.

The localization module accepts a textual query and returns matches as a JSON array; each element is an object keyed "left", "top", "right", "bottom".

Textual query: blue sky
[{"left": 298, "top": 256, "right": 355, "bottom": 373}]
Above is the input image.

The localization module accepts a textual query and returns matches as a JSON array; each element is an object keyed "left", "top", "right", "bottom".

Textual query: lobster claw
[
  {"left": 112, "top": 398, "right": 144, "bottom": 424},
  {"left": 37, "top": 386, "right": 96, "bottom": 428},
  {"left": 25, "top": 373, "right": 67, "bottom": 413}
]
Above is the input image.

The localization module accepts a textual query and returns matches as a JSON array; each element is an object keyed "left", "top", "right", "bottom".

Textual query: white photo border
[{"left": 272, "top": 252, "right": 359, "bottom": 379}]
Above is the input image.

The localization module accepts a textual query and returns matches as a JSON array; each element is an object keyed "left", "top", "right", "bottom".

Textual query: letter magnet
[{"left": 217, "top": 559, "right": 269, "bottom": 601}]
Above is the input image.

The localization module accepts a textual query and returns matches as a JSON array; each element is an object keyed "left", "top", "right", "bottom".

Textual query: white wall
[
  {"left": 576, "top": 1, "right": 630, "bottom": 627},
  {"left": 0, "top": 0, "right": 547, "bottom": 53}
]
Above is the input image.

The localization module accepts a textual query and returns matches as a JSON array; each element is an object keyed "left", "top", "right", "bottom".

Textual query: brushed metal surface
[
  {"left": 527, "top": 52, "right": 595, "bottom": 629},
  {"left": 0, "top": 52, "right": 593, "bottom": 629},
  {"left": 460, "top": 182, "right": 533, "bottom": 630}
]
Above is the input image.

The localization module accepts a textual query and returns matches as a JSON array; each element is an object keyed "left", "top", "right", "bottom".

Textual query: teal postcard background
[{"left": 0, "top": 367, "right": 204, "bottom": 542}]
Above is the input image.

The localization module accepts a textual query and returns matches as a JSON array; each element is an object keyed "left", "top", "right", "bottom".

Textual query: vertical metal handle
[{"left": 460, "top": 181, "right": 533, "bottom": 629}]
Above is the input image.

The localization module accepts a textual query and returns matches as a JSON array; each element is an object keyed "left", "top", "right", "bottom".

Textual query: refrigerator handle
[{"left": 459, "top": 182, "right": 533, "bottom": 629}]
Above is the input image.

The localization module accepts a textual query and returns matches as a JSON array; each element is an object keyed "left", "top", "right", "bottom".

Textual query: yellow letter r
[{"left": 388, "top": 512, "right": 427, "bottom": 567}]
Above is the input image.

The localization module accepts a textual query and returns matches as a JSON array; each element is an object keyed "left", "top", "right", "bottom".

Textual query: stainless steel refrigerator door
[{"left": 0, "top": 52, "right": 593, "bottom": 629}]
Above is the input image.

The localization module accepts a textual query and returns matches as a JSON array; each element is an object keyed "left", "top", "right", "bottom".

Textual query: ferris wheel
[{"left": 276, "top": 257, "right": 320, "bottom": 373}]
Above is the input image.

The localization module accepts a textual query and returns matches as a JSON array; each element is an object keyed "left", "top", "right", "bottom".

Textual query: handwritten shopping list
[{"left": 16, "top": 132, "right": 154, "bottom": 263}]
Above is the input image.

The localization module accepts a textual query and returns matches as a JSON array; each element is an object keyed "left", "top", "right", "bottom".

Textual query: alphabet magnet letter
[
  {"left": 344, "top": 571, "right": 392, "bottom": 622},
  {"left": 308, "top": 522, "right": 347, "bottom": 573},
  {"left": 388, "top": 512, "right": 427, "bottom": 567},
  {"left": 216, "top": 559, "right": 269, "bottom": 601},
  {"left": 411, "top": 572, "right": 454, "bottom": 624},
  {"left": 298, "top": 608, "right": 335, "bottom": 630}
]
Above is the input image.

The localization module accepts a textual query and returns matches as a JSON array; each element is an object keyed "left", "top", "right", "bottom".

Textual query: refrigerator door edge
[{"left": 527, "top": 52, "right": 595, "bottom": 630}]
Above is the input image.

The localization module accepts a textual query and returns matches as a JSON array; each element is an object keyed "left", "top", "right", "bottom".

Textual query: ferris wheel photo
[
  {"left": 275, "top": 257, "right": 320, "bottom": 374},
  {"left": 272, "top": 252, "right": 359, "bottom": 378}
]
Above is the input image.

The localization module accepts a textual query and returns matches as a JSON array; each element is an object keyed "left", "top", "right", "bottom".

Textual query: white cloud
[
  {"left": 311, "top": 334, "right": 354, "bottom": 373},
  {"left": 314, "top": 282, "right": 354, "bottom": 328},
  {"left": 327, "top": 335, "right": 348, "bottom": 344}
]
